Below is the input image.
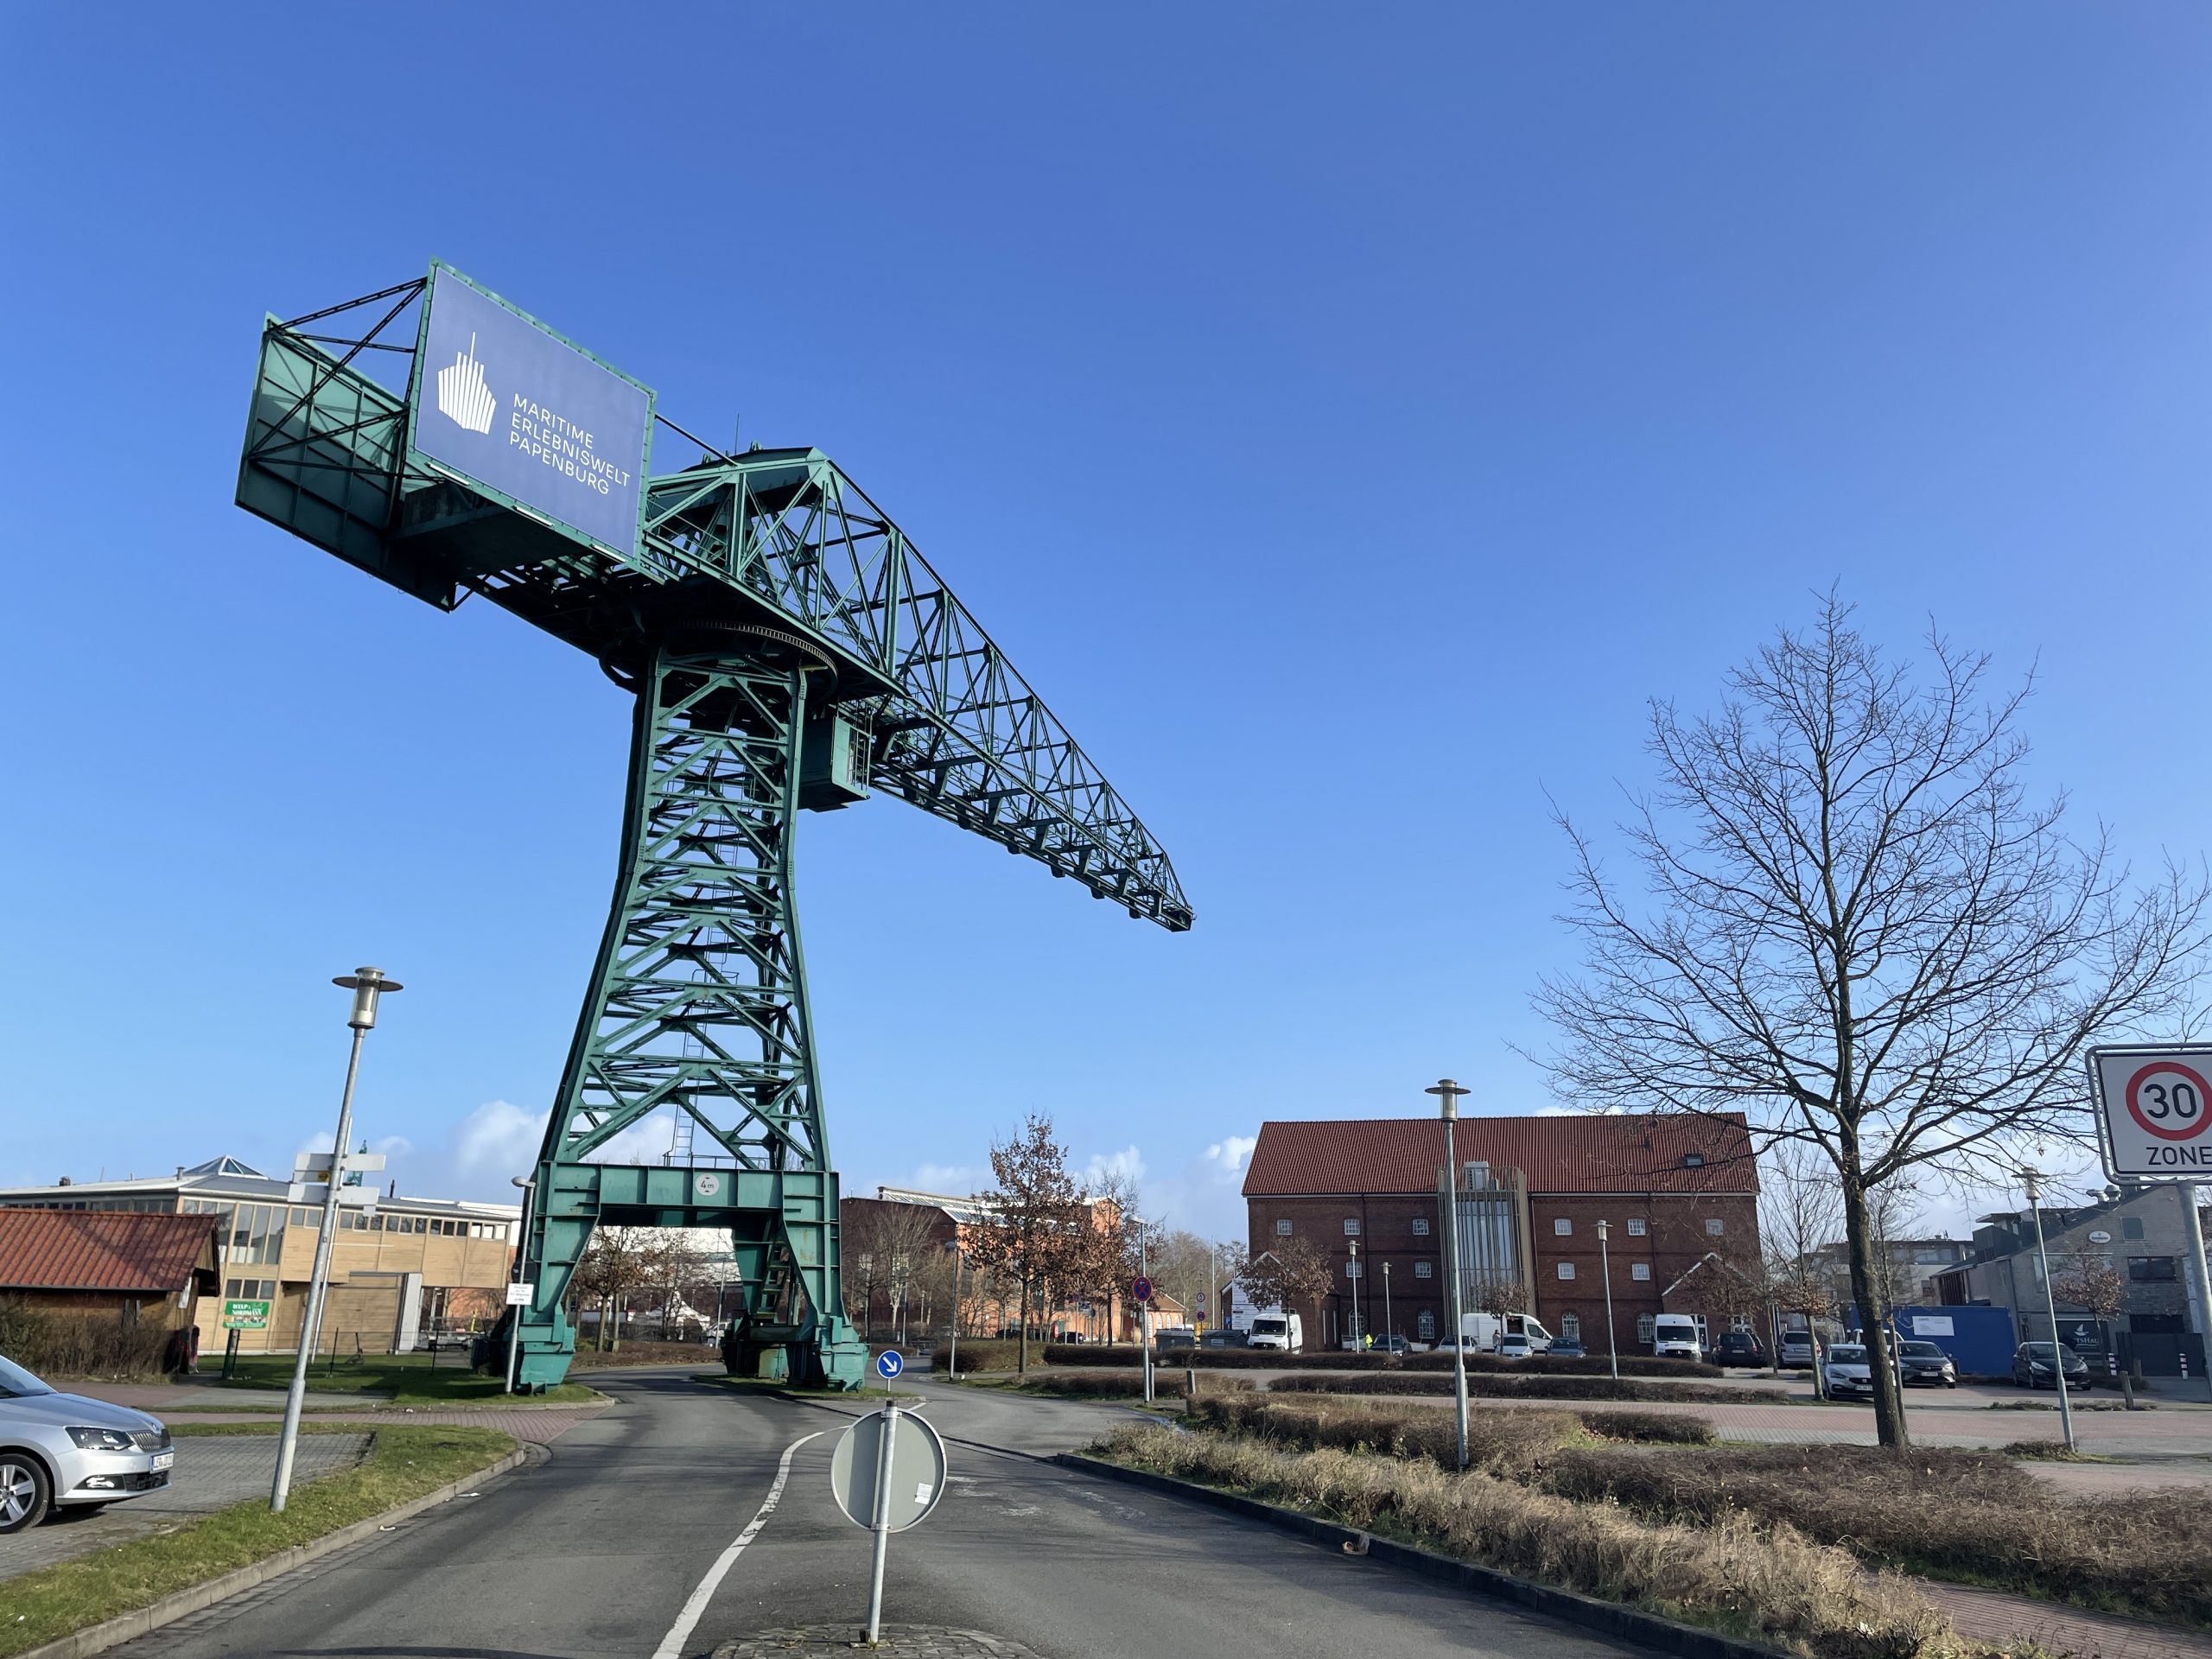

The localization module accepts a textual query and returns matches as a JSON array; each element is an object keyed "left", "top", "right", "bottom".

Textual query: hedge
[{"left": 1268, "top": 1371, "right": 1788, "bottom": 1404}]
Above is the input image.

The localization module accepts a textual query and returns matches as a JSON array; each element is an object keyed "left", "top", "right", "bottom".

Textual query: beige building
[{"left": 0, "top": 1155, "right": 519, "bottom": 1357}]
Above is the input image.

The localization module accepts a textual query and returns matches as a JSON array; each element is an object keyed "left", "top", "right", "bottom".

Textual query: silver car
[{"left": 0, "top": 1352, "right": 174, "bottom": 1532}]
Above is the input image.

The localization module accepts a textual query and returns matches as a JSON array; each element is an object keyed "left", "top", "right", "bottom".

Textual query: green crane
[{"left": 233, "top": 264, "right": 1191, "bottom": 1389}]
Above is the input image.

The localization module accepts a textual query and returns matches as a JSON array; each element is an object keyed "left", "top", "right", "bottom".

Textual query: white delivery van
[
  {"left": 1247, "top": 1312, "right": 1303, "bottom": 1352},
  {"left": 1651, "top": 1313, "right": 1704, "bottom": 1360},
  {"left": 1460, "top": 1313, "right": 1555, "bottom": 1353}
]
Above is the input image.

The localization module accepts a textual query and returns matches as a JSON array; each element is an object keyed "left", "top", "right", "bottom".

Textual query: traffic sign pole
[
  {"left": 863, "top": 1406, "right": 899, "bottom": 1643},
  {"left": 2184, "top": 1184, "right": 2212, "bottom": 1404}
]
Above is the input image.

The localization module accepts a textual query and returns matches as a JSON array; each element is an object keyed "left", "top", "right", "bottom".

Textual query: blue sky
[{"left": 3, "top": 6, "right": 2208, "bottom": 1241}]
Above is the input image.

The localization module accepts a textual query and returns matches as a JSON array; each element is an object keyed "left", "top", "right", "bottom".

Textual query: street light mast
[{"left": 1426, "top": 1077, "right": 1471, "bottom": 1471}]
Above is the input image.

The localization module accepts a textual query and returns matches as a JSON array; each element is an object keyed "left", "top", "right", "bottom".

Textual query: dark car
[
  {"left": 1713, "top": 1331, "right": 1765, "bottom": 1366},
  {"left": 1198, "top": 1327, "right": 1249, "bottom": 1350},
  {"left": 1369, "top": 1334, "right": 1411, "bottom": 1357},
  {"left": 1895, "top": 1339, "right": 1957, "bottom": 1389},
  {"left": 1544, "top": 1338, "right": 1587, "bottom": 1358},
  {"left": 2012, "top": 1341, "right": 2091, "bottom": 1390}
]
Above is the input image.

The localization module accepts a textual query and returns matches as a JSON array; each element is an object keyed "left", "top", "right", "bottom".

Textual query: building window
[
  {"left": 1732, "top": 1315, "right": 1753, "bottom": 1332},
  {"left": 1344, "top": 1218, "right": 1361, "bottom": 1236},
  {"left": 223, "top": 1277, "right": 276, "bottom": 1300},
  {"left": 1556, "top": 1262, "right": 1576, "bottom": 1281},
  {"left": 1631, "top": 1262, "right": 1651, "bottom": 1281},
  {"left": 2123, "top": 1217, "right": 2146, "bottom": 1242},
  {"left": 2129, "top": 1256, "right": 2179, "bottom": 1282},
  {"left": 1412, "top": 1217, "right": 1430, "bottom": 1236},
  {"left": 1682, "top": 1153, "right": 1705, "bottom": 1167},
  {"left": 1554, "top": 1217, "right": 1573, "bottom": 1236},
  {"left": 1275, "top": 1219, "right": 1294, "bottom": 1236},
  {"left": 1414, "top": 1261, "right": 1433, "bottom": 1280},
  {"left": 1705, "top": 1218, "right": 1724, "bottom": 1236},
  {"left": 1416, "top": 1309, "right": 1436, "bottom": 1340},
  {"left": 1637, "top": 1313, "right": 1656, "bottom": 1344},
  {"left": 1560, "top": 1313, "right": 1581, "bottom": 1342},
  {"left": 1626, "top": 1218, "right": 1646, "bottom": 1237}
]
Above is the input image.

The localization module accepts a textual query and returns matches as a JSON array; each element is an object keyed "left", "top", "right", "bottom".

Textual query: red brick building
[{"left": 1242, "top": 1114, "right": 1761, "bottom": 1354}]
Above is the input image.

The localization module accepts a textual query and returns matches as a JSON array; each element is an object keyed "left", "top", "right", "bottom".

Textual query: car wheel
[
  {"left": 1944, "top": 1378, "right": 1956, "bottom": 1389},
  {"left": 0, "top": 1456, "right": 50, "bottom": 1534}
]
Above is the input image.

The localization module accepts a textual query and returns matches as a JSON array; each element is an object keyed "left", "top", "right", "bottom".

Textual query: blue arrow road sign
[{"left": 877, "top": 1350, "right": 905, "bottom": 1380}]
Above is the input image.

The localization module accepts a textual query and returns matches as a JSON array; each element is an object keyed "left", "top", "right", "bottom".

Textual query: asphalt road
[{"left": 118, "top": 1370, "right": 1664, "bottom": 1659}]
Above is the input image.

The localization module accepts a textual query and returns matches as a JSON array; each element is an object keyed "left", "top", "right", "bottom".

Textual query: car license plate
[{"left": 150, "top": 1451, "right": 175, "bottom": 1471}]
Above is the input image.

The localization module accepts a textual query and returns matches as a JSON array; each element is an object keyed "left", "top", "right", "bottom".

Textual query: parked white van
[
  {"left": 1460, "top": 1313, "right": 1554, "bottom": 1353},
  {"left": 1651, "top": 1313, "right": 1704, "bottom": 1360},
  {"left": 1247, "top": 1313, "right": 1304, "bottom": 1352}
]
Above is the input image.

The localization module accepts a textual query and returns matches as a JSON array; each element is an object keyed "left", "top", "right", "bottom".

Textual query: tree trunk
[{"left": 1840, "top": 1179, "right": 1909, "bottom": 1447}]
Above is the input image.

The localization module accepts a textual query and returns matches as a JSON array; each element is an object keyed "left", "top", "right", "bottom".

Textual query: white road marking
[{"left": 650, "top": 1431, "right": 822, "bottom": 1659}]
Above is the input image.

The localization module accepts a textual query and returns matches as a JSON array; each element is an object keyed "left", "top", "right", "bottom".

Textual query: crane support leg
[{"left": 503, "top": 638, "right": 866, "bottom": 1391}]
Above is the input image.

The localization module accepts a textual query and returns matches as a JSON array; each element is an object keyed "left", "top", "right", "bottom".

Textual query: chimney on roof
[
  {"left": 57, "top": 1176, "right": 70, "bottom": 1186},
  {"left": 175, "top": 1166, "right": 184, "bottom": 1178}
]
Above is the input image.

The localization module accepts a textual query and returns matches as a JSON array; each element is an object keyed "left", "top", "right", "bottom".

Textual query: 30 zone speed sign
[{"left": 2091, "top": 1046, "right": 2212, "bottom": 1179}]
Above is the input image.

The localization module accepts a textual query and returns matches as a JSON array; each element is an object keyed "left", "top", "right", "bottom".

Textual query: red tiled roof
[
  {"left": 1241, "top": 1114, "right": 1758, "bottom": 1198},
  {"left": 0, "top": 1210, "right": 220, "bottom": 1293}
]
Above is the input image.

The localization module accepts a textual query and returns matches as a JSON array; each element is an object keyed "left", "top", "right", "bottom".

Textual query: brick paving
[
  {"left": 0, "top": 1432, "right": 369, "bottom": 1582},
  {"left": 1923, "top": 1583, "right": 2212, "bottom": 1659},
  {"left": 714, "top": 1629, "right": 1043, "bottom": 1657}
]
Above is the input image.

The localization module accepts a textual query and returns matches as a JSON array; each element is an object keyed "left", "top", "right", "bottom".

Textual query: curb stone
[
  {"left": 10, "top": 1443, "right": 540, "bottom": 1659},
  {"left": 1058, "top": 1453, "right": 1791, "bottom": 1659}
]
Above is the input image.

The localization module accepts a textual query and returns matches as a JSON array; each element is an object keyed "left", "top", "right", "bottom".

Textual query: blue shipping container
[{"left": 1847, "top": 1306, "right": 2018, "bottom": 1378}]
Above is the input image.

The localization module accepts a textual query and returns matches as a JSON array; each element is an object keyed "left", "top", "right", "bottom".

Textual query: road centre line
[{"left": 650, "top": 1430, "right": 823, "bottom": 1659}]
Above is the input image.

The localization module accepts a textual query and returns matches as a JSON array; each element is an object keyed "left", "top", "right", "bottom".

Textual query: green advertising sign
[{"left": 220, "top": 1299, "right": 272, "bottom": 1332}]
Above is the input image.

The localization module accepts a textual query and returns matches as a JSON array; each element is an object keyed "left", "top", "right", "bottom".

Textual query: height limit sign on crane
[{"left": 2090, "top": 1045, "right": 2212, "bottom": 1179}]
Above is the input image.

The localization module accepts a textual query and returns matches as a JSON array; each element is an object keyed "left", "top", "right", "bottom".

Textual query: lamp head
[
  {"left": 334, "top": 966, "right": 403, "bottom": 1030},
  {"left": 1425, "top": 1077, "right": 1469, "bottom": 1122}
]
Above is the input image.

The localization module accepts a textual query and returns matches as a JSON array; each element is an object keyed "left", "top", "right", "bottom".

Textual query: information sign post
[{"left": 2088, "top": 1045, "right": 2212, "bottom": 1402}]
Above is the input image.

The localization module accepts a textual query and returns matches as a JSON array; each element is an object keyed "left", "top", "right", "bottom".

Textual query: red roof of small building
[
  {"left": 0, "top": 1209, "right": 220, "bottom": 1294},
  {"left": 1241, "top": 1114, "right": 1757, "bottom": 1198}
]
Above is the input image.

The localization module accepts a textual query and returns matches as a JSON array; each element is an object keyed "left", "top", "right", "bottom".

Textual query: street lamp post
[
  {"left": 272, "top": 967, "right": 402, "bottom": 1513},
  {"left": 944, "top": 1238, "right": 963, "bottom": 1377},
  {"left": 1138, "top": 1218, "right": 1154, "bottom": 1406},
  {"left": 1382, "top": 1260, "right": 1393, "bottom": 1346},
  {"left": 1596, "top": 1218, "right": 1619, "bottom": 1381},
  {"left": 1427, "top": 1077, "right": 1471, "bottom": 1471},
  {"left": 2023, "top": 1168, "right": 2078, "bottom": 1453}
]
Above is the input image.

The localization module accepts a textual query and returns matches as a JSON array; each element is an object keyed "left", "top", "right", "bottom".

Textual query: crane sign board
[
  {"left": 407, "top": 262, "right": 653, "bottom": 563},
  {"left": 2089, "top": 1045, "right": 2212, "bottom": 1180}
]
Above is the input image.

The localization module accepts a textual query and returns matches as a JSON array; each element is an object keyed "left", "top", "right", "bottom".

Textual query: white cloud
[
  {"left": 1202, "top": 1135, "right": 1258, "bottom": 1181},
  {"left": 1083, "top": 1145, "right": 1147, "bottom": 1191},
  {"left": 453, "top": 1099, "right": 547, "bottom": 1181},
  {"left": 906, "top": 1163, "right": 987, "bottom": 1196}
]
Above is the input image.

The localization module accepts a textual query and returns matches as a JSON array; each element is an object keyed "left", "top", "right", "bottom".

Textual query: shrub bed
[
  {"left": 995, "top": 1370, "right": 1255, "bottom": 1399},
  {"left": 569, "top": 1340, "right": 717, "bottom": 1369},
  {"left": 1401, "top": 1351, "right": 1726, "bottom": 1380},
  {"left": 1093, "top": 1424, "right": 1948, "bottom": 1658},
  {"left": 1268, "top": 1371, "right": 1783, "bottom": 1404},
  {"left": 0, "top": 1297, "right": 172, "bottom": 1380},
  {"left": 1195, "top": 1394, "right": 1713, "bottom": 1462},
  {"left": 1538, "top": 1441, "right": 2212, "bottom": 1626}
]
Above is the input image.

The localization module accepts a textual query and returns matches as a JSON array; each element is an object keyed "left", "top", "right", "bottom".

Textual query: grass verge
[
  {"left": 204, "top": 1354, "right": 599, "bottom": 1407},
  {"left": 1192, "top": 1394, "right": 1713, "bottom": 1466},
  {"left": 0, "top": 1423, "right": 515, "bottom": 1659},
  {"left": 1093, "top": 1423, "right": 1955, "bottom": 1658}
]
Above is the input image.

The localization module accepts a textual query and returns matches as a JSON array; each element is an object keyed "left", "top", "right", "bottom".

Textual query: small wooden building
[{"left": 0, "top": 1208, "right": 221, "bottom": 1334}]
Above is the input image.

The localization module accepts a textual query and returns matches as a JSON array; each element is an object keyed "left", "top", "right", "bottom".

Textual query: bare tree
[
  {"left": 1535, "top": 596, "right": 2208, "bottom": 1446},
  {"left": 575, "top": 1225, "right": 658, "bottom": 1351},
  {"left": 2054, "top": 1258, "right": 2136, "bottom": 1408},
  {"left": 966, "top": 1115, "right": 1092, "bottom": 1376},
  {"left": 1473, "top": 1276, "right": 1529, "bottom": 1321},
  {"left": 1229, "top": 1236, "right": 1332, "bottom": 1345}
]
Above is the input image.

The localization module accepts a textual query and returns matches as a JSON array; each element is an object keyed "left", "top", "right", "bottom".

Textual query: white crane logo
[{"left": 435, "top": 332, "right": 497, "bottom": 435}]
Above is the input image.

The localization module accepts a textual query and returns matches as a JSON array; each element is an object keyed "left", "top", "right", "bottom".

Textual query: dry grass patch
[
  {"left": 1095, "top": 1423, "right": 1955, "bottom": 1658},
  {"left": 1193, "top": 1394, "right": 1713, "bottom": 1465},
  {"left": 1539, "top": 1442, "right": 2212, "bottom": 1626}
]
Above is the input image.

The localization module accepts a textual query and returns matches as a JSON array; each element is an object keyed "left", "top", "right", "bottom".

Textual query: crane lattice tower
[{"left": 233, "top": 265, "right": 1190, "bottom": 1390}]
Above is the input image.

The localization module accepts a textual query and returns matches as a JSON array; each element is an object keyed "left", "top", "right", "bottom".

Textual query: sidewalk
[{"left": 1922, "top": 1581, "right": 2212, "bottom": 1659}]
